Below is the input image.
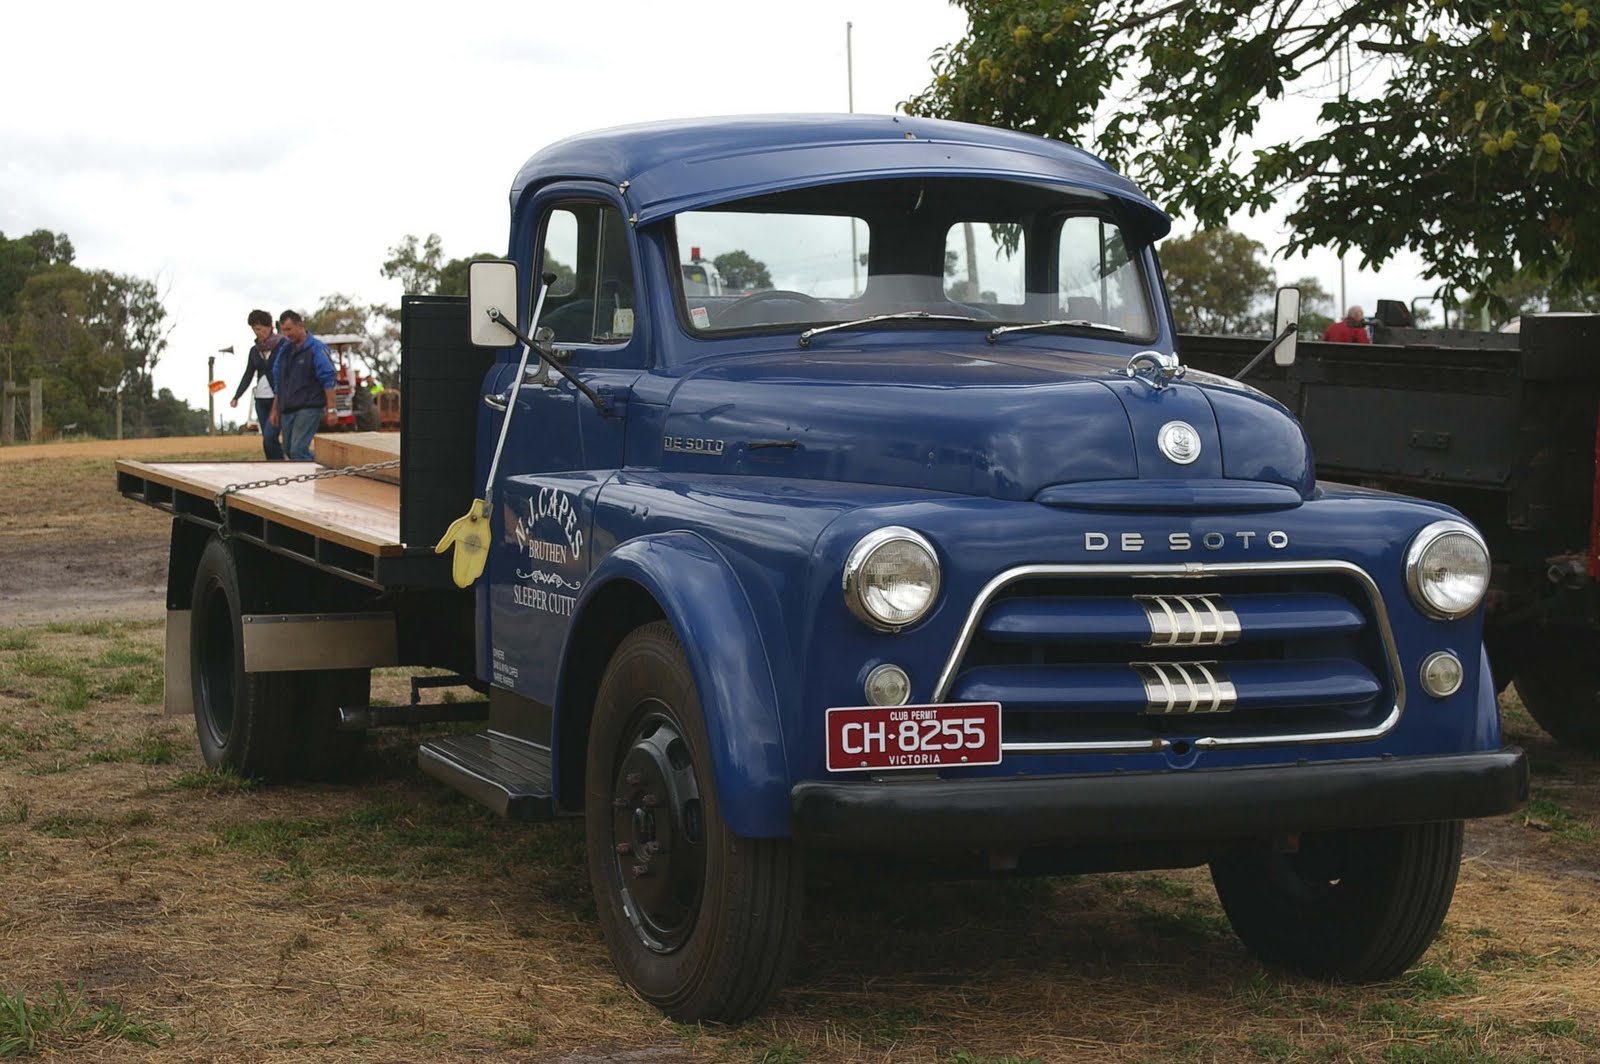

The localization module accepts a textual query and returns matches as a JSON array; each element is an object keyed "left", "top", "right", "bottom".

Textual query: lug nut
[
  {"left": 644, "top": 841, "right": 660, "bottom": 855},
  {"left": 615, "top": 843, "right": 632, "bottom": 856},
  {"left": 631, "top": 864, "right": 652, "bottom": 878}
]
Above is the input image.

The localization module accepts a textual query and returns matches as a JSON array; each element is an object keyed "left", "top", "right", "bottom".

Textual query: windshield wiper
[
  {"left": 797, "top": 311, "right": 980, "bottom": 348},
  {"left": 986, "top": 319, "right": 1127, "bottom": 343}
]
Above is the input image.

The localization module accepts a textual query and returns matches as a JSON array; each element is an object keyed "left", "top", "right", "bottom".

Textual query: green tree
[
  {"left": 307, "top": 292, "right": 370, "bottom": 339},
  {"left": 380, "top": 233, "right": 447, "bottom": 295},
  {"left": 379, "top": 233, "right": 505, "bottom": 296},
  {"left": 365, "top": 233, "right": 570, "bottom": 388},
  {"left": 143, "top": 387, "right": 209, "bottom": 437},
  {"left": 11, "top": 267, "right": 111, "bottom": 435},
  {"left": 86, "top": 271, "right": 171, "bottom": 435},
  {"left": 906, "top": 0, "right": 1600, "bottom": 304},
  {"left": 439, "top": 251, "right": 507, "bottom": 297},
  {"left": 1160, "top": 228, "right": 1276, "bottom": 335},
  {"left": 0, "top": 229, "right": 75, "bottom": 319},
  {"left": 712, "top": 250, "right": 772, "bottom": 291},
  {"left": 368, "top": 234, "right": 513, "bottom": 387},
  {"left": 1285, "top": 275, "right": 1336, "bottom": 339},
  {"left": 1461, "top": 269, "right": 1600, "bottom": 325},
  {"left": 7, "top": 265, "right": 172, "bottom": 437}
]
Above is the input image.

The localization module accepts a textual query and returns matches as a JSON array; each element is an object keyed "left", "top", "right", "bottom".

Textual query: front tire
[
  {"left": 1210, "top": 821, "right": 1463, "bottom": 981},
  {"left": 585, "top": 621, "right": 803, "bottom": 1022}
]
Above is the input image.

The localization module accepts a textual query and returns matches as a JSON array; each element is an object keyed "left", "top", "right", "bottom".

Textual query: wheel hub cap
[{"left": 610, "top": 706, "right": 705, "bottom": 953}]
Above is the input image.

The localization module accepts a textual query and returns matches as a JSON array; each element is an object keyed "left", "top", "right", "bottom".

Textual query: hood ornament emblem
[
  {"left": 1126, "top": 350, "right": 1185, "bottom": 390},
  {"left": 1158, "top": 421, "right": 1202, "bottom": 465}
]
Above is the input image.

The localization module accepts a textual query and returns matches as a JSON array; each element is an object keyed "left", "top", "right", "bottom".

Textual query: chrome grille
[{"left": 934, "top": 561, "right": 1402, "bottom": 754}]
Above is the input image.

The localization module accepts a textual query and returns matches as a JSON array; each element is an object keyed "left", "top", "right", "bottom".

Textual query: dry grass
[
  {"left": 0, "top": 621, "right": 1596, "bottom": 1063},
  {"left": 1, "top": 444, "right": 1598, "bottom": 1061}
]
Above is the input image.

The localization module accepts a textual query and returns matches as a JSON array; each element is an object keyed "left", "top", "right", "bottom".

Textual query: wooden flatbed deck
[
  {"left": 116, "top": 458, "right": 446, "bottom": 588},
  {"left": 116, "top": 460, "right": 401, "bottom": 554}
]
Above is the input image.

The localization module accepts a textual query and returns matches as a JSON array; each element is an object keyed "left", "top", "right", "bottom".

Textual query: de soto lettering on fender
[{"left": 663, "top": 436, "right": 726, "bottom": 454}]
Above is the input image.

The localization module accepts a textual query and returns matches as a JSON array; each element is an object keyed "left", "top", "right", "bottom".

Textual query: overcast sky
[{"left": 2, "top": 1, "right": 1432, "bottom": 418}]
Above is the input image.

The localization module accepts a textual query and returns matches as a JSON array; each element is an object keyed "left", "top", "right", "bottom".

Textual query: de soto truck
[{"left": 117, "top": 115, "right": 1528, "bottom": 1022}]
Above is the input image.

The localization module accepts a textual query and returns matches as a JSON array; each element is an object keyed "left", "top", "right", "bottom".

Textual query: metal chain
[{"left": 213, "top": 459, "right": 400, "bottom": 536}]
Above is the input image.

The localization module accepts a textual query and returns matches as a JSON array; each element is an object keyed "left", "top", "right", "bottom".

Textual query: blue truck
[{"left": 118, "top": 115, "right": 1528, "bottom": 1022}]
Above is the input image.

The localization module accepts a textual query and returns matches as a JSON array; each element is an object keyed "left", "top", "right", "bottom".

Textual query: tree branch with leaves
[{"left": 905, "top": 0, "right": 1600, "bottom": 305}]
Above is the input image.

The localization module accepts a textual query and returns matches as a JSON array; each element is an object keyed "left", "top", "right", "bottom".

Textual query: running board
[{"left": 417, "top": 731, "right": 556, "bottom": 821}]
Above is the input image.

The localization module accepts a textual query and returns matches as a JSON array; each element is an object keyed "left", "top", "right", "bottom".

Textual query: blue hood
[{"left": 658, "top": 346, "right": 1315, "bottom": 502}]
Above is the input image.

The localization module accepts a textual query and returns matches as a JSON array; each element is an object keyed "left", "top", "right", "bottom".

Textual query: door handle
[{"left": 482, "top": 391, "right": 510, "bottom": 412}]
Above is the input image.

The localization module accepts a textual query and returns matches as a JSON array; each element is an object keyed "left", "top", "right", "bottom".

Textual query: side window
[
  {"left": 1057, "top": 216, "right": 1152, "bottom": 335},
  {"left": 943, "top": 222, "right": 1026, "bottom": 308},
  {"left": 533, "top": 202, "right": 634, "bottom": 344},
  {"left": 543, "top": 210, "right": 580, "bottom": 298}
]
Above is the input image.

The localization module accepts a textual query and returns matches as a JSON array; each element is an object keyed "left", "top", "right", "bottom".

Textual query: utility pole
[
  {"left": 847, "top": 20, "right": 860, "bottom": 298},
  {"left": 208, "top": 354, "right": 215, "bottom": 435}
]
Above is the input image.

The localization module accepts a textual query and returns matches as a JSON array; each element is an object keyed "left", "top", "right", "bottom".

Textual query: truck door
[{"left": 483, "top": 193, "right": 642, "bottom": 702}]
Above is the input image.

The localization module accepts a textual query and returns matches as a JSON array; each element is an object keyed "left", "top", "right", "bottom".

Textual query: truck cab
[{"left": 128, "top": 115, "right": 1527, "bottom": 1023}]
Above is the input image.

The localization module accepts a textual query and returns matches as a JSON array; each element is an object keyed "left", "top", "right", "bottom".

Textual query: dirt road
[
  {"left": 0, "top": 435, "right": 261, "bottom": 624},
  {"left": 0, "top": 434, "right": 261, "bottom": 464}
]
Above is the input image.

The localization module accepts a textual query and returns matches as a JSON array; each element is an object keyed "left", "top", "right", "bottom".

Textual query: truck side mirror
[
  {"left": 1274, "top": 286, "right": 1301, "bottom": 366},
  {"left": 468, "top": 259, "right": 521, "bottom": 348}
]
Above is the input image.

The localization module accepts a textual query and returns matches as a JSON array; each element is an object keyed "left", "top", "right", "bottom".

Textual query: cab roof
[{"left": 510, "top": 114, "right": 1171, "bottom": 241}]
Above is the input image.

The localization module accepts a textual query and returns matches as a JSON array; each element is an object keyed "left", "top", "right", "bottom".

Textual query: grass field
[{"left": 1, "top": 441, "right": 1597, "bottom": 1062}]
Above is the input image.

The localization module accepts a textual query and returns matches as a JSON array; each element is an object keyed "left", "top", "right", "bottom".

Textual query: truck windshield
[{"left": 670, "top": 178, "right": 1154, "bottom": 340}]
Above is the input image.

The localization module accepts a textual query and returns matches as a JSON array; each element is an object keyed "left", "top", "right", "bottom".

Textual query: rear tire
[
  {"left": 1210, "top": 821, "right": 1463, "bottom": 981},
  {"left": 190, "top": 538, "right": 296, "bottom": 778},
  {"left": 585, "top": 621, "right": 803, "bottom": 1022},
  {"left": 189, "top": 537, "right": 369, "bottom": 780},
  {"left": 1514, "top": 658, "right": 1600, "bottom": 751}
]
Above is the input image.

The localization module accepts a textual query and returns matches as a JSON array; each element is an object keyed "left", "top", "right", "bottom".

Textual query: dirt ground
[
  {"left": 0, "top": 435, "right": 260, "bottom": 625},
  {"left": 0, "top": 440, "right": 1597, "bottom": 1063}
]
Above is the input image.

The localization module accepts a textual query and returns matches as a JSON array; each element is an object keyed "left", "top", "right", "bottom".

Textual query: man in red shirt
[{"left": 1323, "top": 305, "right": 1371, "bottom": 343}]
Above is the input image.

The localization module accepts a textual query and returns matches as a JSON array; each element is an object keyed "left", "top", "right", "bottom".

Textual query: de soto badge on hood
[{"left": 1158, "top": 420, "right": 1201, "bottom": 465}]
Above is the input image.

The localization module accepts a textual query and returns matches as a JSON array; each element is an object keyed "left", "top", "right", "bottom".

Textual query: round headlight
[
  {"left": 1405, "top": 520, "right": 1490, "bottom": 619},
  {"left": 842, "top": 527, "right": 940, "bottom": 631}
]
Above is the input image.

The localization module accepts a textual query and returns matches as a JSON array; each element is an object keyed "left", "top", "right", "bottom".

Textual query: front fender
[
  {"left": 557, "top": 531, "right": 791, "bottom": 838},
  {"left": 1474, "top": 645, "right": 1503, "bottom": 750}
]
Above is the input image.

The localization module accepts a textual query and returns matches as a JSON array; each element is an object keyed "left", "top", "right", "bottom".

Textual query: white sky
[{"left": 1, "top": 1, "right": 1433, "bottom": 418}]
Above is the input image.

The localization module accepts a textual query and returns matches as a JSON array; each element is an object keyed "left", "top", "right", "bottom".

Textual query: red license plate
[{"left": 825, "top": 702, "right": 1001, "bottom": 773}]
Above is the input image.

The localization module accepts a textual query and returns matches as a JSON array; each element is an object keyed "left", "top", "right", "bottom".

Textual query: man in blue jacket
[{"left": 269, "top": 310, "right": 337, "bottom": 461}]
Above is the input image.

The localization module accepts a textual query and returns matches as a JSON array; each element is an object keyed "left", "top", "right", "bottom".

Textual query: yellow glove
[{"left": 435, "top": 500, "right": 491, "bottom": 588}]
